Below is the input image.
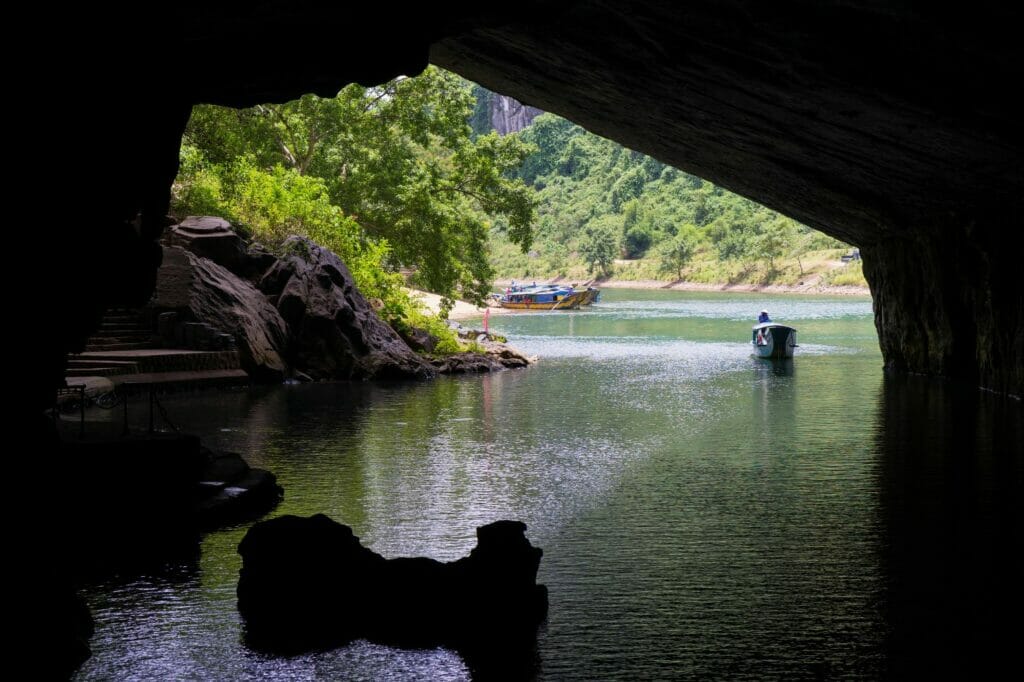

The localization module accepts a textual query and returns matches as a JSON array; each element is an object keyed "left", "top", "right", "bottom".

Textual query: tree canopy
[{"left": 176, "top": 67, "right": 536, "bottom": 311}]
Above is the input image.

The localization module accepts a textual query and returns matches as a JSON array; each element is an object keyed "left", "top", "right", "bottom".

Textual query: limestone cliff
[{"left": 491, "top": 92, "right": 542, "bottom": 135}]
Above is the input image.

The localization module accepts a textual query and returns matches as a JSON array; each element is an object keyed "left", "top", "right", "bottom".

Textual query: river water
[{"left": 75, "top": 290, "right": 1022, "bottom": 680}]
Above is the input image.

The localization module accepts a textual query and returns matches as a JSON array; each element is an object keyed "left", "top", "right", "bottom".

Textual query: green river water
[{"left": 75, "top": 289, "right": 1022, "bottom": 680}]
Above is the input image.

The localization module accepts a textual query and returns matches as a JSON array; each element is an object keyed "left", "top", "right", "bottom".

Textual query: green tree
[
  {"left": 578, "top": 216, "right": 619, "bottom": 276},
  {"left": 756, "top": 218, "right": 793, "bottom": 273},
  {"left": 658, "top": 224, "right": 702, "bottom": 279},
  {"left": 179, "top": 67, "right": 537, "bottom": 308}
]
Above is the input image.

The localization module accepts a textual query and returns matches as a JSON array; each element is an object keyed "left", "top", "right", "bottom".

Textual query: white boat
[{"left": 752, "top": 323, "right": 797, "bottom": 358}]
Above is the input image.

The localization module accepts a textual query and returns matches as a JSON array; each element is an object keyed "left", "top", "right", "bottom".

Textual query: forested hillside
[{"left": 489, "top": 112, "right": 864, "bottom": 287}]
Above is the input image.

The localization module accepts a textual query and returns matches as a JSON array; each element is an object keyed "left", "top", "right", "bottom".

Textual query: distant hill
[{"left": 480, "top": 100, "right": 862, "bottom": 287}]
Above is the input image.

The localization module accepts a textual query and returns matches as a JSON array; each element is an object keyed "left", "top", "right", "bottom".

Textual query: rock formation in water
[
  {"left": 237, "top": 514, "right": 548, "bottom": 653},
  {"left": 58, "top": 433, "right": 281, "bottom": 571},
  {"left": 163, "top": 220, "right": 534, "bottom": 380},
  {"left": 430, "top": 329, "right": 536, "bottom": 373}
]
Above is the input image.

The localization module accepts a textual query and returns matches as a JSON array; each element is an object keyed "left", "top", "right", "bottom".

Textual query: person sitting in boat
[{"left": 758, "top": 309, "right": 771, "bottom": 323}]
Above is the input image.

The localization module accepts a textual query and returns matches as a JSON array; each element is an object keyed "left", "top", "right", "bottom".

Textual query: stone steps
[
  {"left": 67, "top": 358, "right": 140, "bottom": 370},
  {"left": 97, "top": 326, "right": 152, "bottom": 336},
  {"left": 66, "top": 366, "right": 133, "bottom": 377},
  {"left": 85, "top": 308, "right": 157, "bottom": 351},
  {"left": 111, "top": 368, "right": 249, "bottom": 393},
  {"left": 85, "top": 341, "right": 156, "bottom": 351},
  {"left": 74, "top": 349, "right": 241, "bottom": 373}
]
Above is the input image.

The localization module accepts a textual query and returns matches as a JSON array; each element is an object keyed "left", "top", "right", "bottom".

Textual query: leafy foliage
[
  {"left": 491, "top": 112, "right": 862, "bottom": 287},
  {"left": 657, "top": 224, "right": 703, "bottom": 279},
  {"left": 177, "top": 67, "right": 536, "bottom": 310},
  {"left": 579, "top": 216, "right": 620, "bottom": 276}
]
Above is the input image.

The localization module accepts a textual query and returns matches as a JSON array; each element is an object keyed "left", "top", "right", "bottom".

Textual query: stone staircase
[
  {"left": 65, "top": 309, "right": 250, "bottom": 393},
  {"left": 84, "top": 309, "right": 155, "bottom": 352}
]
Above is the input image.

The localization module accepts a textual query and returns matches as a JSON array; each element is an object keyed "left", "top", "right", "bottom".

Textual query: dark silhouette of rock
[
  {"left": 195, "top": 449, "right": 283, "bottom": 529},
  {"left": 46, "top": 574, "right": 95, "bottom": 679},
  {"left": 56, "top": 433, "right": 282, "bottom": 572},
  {"left": 263, "top": 237, "right": 435, "bottom": 381},
  {"left": 237, "top": 514, "right": 547, "bottom": 655}
]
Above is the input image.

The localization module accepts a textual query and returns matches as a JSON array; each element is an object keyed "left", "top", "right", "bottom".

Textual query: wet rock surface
[
  {"left": 57, "top": 433, "right": 282, "bottom": 572},
  {"left": 432, "top": 330, "right": 536, "bottom": 374}
]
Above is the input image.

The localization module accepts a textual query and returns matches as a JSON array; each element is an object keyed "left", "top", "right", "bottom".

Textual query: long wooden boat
[
  {"left": 491, "top": 285, "right": 600, "bottom": 310},
  {"left": 752, "top": 323, "right": 797, "bottom": 358}
]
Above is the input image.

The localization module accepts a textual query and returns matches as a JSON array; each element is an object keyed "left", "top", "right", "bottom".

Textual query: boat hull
[{"left": 752, "top": 324, "right": 797, "bottom": 358}]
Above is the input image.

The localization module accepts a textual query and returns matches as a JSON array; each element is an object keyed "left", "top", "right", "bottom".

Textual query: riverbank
[
  {"left": 406, "top": 288, "right": 515, "bottom": 321},
  {"left": 493, "top": 278, "right": 871, "bottom": 297},
  {"left": 409, "top": 277, "right": 870, "bottom": 324}
]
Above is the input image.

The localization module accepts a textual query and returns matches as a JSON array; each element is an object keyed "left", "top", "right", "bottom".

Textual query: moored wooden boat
[
  {"left": 491, "top": 285, "right": 600, "bottom": 310},
  {"left": 752, "top": 323, "right": 797, "bottom": 358}
]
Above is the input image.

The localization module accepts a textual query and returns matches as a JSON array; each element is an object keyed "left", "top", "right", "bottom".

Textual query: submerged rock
[{"left": 237, "top": 514, "right": 548, "bottom": 654}]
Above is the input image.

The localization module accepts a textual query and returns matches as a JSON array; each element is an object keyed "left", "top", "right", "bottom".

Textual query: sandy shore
[
  {"left": 493, "top": 277, "right": 870, "bottom": 297},
  {"left": 405, "top": 288, "right": 510, "bottom": 321}
]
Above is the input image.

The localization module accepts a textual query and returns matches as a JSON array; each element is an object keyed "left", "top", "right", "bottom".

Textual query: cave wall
[
  {"left": 40, "top": 1, "right": 1024, "bottom": 400},
  {"left": 863, "top": 217, "right": 1023, "bottom": 397}
]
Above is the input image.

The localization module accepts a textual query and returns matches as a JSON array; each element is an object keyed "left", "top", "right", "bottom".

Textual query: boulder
[
  {"left": 266, "top": 237, "right": 434, "bottom": 381},
  {"left": 397, "top": 326, "right": 439, "bottom": 354},
  {"left": 432, "top": 333, "right": 536, "bottom": 373},
  {"left": 169, "top": 216, "right": 247, "bottom": 272},
  {"left": 156, "top": 246, "right": 290, "bottom": 381},
  {"left": 170, "top": 217, "right": 285, "bottom": 283},
  {"left": 237, "top": 514, "right": 547, "bottom": 653}
]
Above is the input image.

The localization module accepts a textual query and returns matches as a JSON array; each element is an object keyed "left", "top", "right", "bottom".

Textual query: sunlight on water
[
  {"left": 75, "top": 289, "right": 1022, "bottom": 680},
  {"left": 591, "top": 296, "right": 872, "bottom": 321}
]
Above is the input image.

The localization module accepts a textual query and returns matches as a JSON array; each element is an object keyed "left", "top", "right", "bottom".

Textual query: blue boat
[
  {"left": 752, "top": 323, "right": 797, "bottom": 358},
  {"left": 491, "top": 284, "right": 600, "bottom": 310}
]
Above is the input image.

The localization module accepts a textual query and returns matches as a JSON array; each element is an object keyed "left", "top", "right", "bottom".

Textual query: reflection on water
[
  {"left": 875, "top": 375, "right": 1023, "bottom": 678},
  {"left": 73, "top": 290, "right": 1022, "bottom": 680}
]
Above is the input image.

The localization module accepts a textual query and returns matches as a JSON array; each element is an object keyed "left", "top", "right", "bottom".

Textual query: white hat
[{"left": 760, "top": 309, "right": 768, "bottom": 313}]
